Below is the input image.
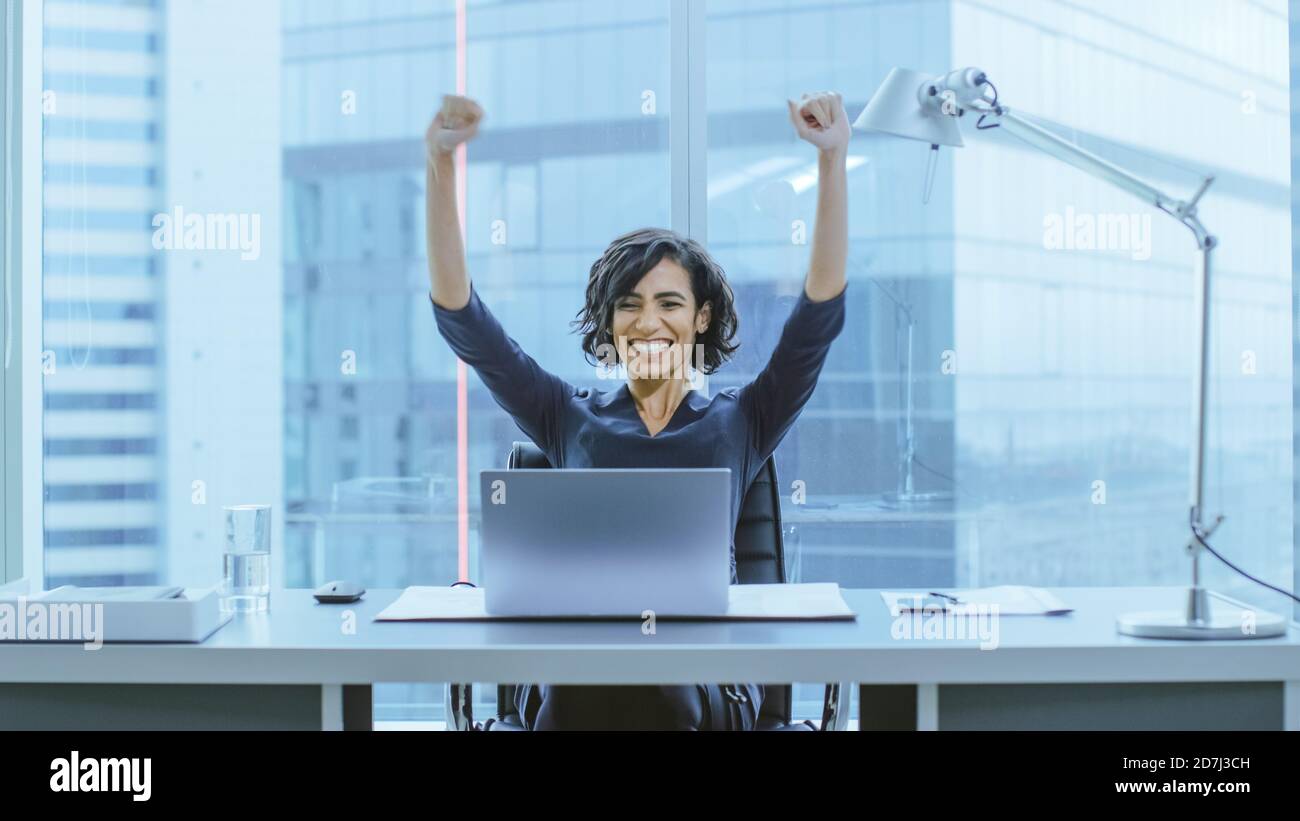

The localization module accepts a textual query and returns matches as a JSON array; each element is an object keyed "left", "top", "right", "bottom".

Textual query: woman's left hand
[{"left": 788, "top": 91, "right": 850, "bottom": 153}]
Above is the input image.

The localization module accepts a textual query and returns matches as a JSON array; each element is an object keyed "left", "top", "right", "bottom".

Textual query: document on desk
[
  {"left": 374, "top": 583, "right": 856, "bottom": 621},
  {"left": 881, "top": 586, "right": 1073, "bottom": 617}
]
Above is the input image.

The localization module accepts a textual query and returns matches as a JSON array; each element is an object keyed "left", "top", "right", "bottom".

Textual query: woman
[{"left": 426, "top": 91, "right": 849, "bottom": 730}]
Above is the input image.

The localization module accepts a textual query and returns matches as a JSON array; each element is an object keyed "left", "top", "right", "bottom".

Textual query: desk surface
[{"left": 2, "top": 587, "right": 1296, "bottom": 685}]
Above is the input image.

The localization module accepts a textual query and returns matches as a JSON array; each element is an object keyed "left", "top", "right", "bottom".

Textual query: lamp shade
[{"left": 853, "top": 67, "right": 964, "bottom": 148}]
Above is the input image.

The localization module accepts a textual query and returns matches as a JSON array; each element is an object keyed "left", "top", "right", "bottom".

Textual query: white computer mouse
[{"left": 313, "top": 580, "right": 366, "bottom": 603}]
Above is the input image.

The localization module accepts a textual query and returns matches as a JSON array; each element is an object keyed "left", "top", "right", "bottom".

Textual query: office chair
[{"left": 445, "top": 441, "right": 851, "bottom": 731}]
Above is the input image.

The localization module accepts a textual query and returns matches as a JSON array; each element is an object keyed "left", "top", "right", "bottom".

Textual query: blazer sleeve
[
  {"left": 431, "top": 284, "right": 574, "bottom": 458},
  {"left": 735, "top": 283, "right": 848, "bottom": 462}
]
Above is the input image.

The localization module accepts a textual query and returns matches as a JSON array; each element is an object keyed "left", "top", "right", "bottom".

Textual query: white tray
[{"left": 0, "top": 585, "right": 233, "bottom": 643}]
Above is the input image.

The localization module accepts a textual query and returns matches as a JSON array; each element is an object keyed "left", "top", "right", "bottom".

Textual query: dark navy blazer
[{"left": 432, "top": 281, "right": 847, "bottom": 583}]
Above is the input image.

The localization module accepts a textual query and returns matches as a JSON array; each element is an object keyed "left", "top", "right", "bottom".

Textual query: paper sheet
[
  {"left": 374, "top": 582, "right": 856, "bottom": 621},
  {"left": 881, "top": 586, "right": 1072, "bottom": 617}
]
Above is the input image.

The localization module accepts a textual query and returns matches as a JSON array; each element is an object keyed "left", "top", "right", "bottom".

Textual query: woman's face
[{"left": 611, "top": 257, "right": 711, "bottom": 383}]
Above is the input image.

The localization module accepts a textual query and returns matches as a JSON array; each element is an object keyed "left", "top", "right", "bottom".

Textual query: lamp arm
[
  {"left": 970, "top": 101, "right": 1215, "bottom": 246},
  {"left": 971, "top": 98, "right": 1220, "bottom": 588},
  {"left": 917, "top": 67, "right": 1212, "bottom": 238}
]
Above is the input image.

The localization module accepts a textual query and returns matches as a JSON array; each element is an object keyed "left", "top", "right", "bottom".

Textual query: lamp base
[{"left": 1117, "top": 590, "right": 1288, "bottom": 640}]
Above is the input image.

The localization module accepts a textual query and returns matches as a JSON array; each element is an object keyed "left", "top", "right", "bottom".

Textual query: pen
[{"left": 927, "top": 591, "right": 962, "bottom": 604}]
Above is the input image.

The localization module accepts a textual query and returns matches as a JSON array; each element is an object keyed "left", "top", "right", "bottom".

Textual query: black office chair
[{"left": 445, "top": 441, "right": 849, "bottom": 731}]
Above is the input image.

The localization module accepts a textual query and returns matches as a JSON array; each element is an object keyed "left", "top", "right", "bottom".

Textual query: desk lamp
[{"left": 854, "top": 67, "right": 1288, "bottom": 639}]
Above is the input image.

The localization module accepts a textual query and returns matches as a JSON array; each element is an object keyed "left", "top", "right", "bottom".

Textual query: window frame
[
  {"left": 2, "top": 0, "right": 42, "bottom": 587},
  {"left": 670, "top": 0, "right": 706, "bottom": 243}
]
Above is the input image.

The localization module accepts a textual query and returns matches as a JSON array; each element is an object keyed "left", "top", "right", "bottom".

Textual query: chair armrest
[{"left": 819, "top": 681, "right": 853, "bottom": 731}]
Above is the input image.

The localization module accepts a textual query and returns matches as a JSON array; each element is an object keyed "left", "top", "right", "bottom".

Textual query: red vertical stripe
[{"left": 455, "top": 0, "right": 469, "bottom": 583}]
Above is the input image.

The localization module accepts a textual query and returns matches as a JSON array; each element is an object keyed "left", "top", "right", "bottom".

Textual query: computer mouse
[{"left": 313, "top": 580, "right": 366, "bottom": 603}]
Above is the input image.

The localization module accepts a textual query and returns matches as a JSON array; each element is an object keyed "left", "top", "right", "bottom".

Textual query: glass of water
[{"left": 222, "top": 504, "right": 272, "bottom": 613}]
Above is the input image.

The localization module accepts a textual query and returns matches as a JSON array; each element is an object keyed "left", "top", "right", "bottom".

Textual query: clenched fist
[
  {"left": 787, "top": 91, "right": 850, "bottom": 153},
  {"left": 426, "top": 94, "right": 484, "bottom": 162}
]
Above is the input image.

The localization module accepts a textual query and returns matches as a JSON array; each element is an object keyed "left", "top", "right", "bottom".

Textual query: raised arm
[
  {"left": 424, "top": 96, "right": 572, "bottom": 458},
  {"left": 787, "top": 91, "right": 849, "bottom": 302},
  {"left": 737, "top": 92, "right": 851, "bottom": 460},
  {"left": 425, "top": 95, "right": 481, "bottom": 310}
]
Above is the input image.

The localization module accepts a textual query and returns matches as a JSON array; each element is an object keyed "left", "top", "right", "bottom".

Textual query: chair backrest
[{"left": 501, "top": 441, "right": 794, "bottom": 725}]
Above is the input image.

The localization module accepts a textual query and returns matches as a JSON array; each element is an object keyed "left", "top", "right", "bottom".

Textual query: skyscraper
[{"left": 42, "top": 0, "right": 164, "bottom": 587}]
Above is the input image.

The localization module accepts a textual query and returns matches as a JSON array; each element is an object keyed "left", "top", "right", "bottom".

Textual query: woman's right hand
[{"left": 426, "top": 94, "right": 484, "bottom": 162}]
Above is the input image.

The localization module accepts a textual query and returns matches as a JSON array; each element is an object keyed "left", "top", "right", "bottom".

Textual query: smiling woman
[
  {"left": 426, "top": 91, "right": 850, "bottom": 730},
  {"left": 572, "top": 227, "right": 740, "bottom": 431},
  {"left": 575, "top": 227, "right": 739, "bottom": 372}
]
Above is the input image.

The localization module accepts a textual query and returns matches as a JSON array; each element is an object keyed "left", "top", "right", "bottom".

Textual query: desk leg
[
  {"left": 916, "top": 683, "right": 939, "bottom": 731},
  {"left": 322, "top": 685, "right": 343, "bottom": 730},
  {"left": 320, "top": 684, "right": 372, "bottom": 731},
  {"left": 1285, "top": 681, "right": 1299, "bottom": 731}
]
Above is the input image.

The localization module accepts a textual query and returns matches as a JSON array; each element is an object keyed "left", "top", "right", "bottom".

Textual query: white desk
[{"left": 1, "top": 586, "right": 1296, "bottom": 730}]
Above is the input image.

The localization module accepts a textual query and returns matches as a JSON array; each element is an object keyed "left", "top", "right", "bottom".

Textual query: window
[
  {"left": 43, "top": 0, "right": 169, "bottom": 587},
  {"left": 707, "top": 0, "right": 1293, "bottom": 611}
]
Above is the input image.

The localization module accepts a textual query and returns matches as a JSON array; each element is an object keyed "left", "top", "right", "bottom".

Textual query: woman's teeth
[{"left": 631, "top": 341, "right": 671, "bottom": 354}]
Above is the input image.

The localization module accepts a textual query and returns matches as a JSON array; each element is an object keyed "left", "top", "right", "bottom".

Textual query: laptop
[{"left": 480, "top": 468, "right": 732, "bottom": 617}]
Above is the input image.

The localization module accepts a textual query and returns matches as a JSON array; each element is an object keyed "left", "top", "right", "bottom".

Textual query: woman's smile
[
  {"left": 629, "top": 338, "right": 674, "bottom": 355},
  {"left": 624, "top": 336, "right": 687, "bottom": 380}
]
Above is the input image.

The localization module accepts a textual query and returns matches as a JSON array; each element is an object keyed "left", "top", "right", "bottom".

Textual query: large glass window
[
  {"left": 944, "top": 0, "right": 1291, "bottom": 607},
  {"left": 283, "top": 0, "right": 669, "bottom": 599},
  {"left": 706, "top": 0, "right": 955, "bottom": 592},
  {"left": 707, "top": 0, "right": 1293, "bottom": 613}
]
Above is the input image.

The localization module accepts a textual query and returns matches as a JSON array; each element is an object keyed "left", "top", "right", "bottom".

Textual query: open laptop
[{"left": 479, "top": 468, "right": 732, "bottom": 617}]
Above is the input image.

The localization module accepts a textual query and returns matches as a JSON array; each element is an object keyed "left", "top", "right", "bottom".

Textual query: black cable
[
  {"left": 1190, "top": 510, "right": 1300, "bottom": 605},
  {"left": 982, "top": 78, "right": 999, "bottom": 105},
  {"left": 975, "top": 78, "right": 1002, "bottom": 130}
]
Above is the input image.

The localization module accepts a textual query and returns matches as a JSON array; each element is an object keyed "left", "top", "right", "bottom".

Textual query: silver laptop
[{"left": 480, "top": 468, "right": 732, "bottom": 617}]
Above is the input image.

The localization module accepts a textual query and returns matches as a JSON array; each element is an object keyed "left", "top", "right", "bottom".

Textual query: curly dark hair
[{"left": 571, "top": 227, "right": 739, "bottom": 374}]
